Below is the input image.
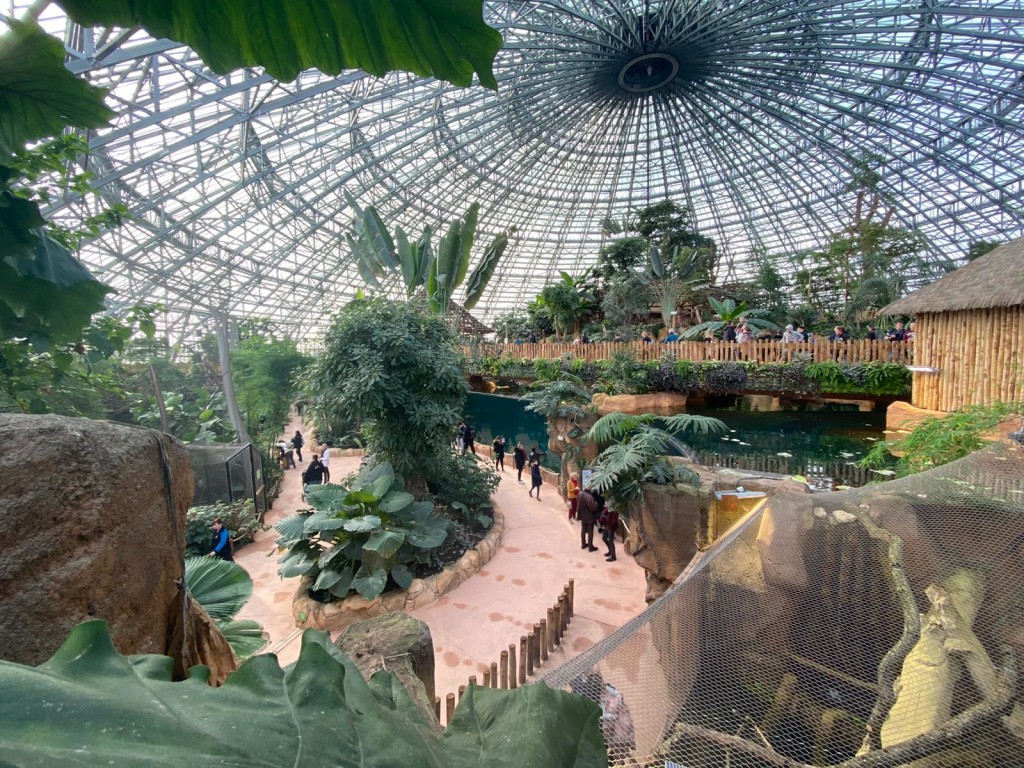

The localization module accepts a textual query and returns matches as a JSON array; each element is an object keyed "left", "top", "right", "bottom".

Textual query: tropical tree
[
  {"left": 537, "top": 272, "right": 597, "bottom": 339},
  {"left": 584, "top": 412, "right": 727, "bottom": 510},
  {"left": 681, "top": 297, "right": 781, "bottom": 339},
  {"left": 637, "top": 245, "right": 712, "bottom": 329},
  {"left": 345, "top": 194, "right": 512, "bottom": 326},
  {"left": 301, "top": 298, "right": 467, "bottom": 490}
]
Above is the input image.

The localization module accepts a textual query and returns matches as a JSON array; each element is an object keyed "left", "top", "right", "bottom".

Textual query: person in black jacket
[
  {"left": 292, "top": 430, "right": 305, "bottom": 462},
  {"left": 528, "top": 449, "right": 544, "bottom": 500},
  {"left": 513, "top": 442, "right": 527, "bottom": 484},
  {"left": 210, "top": 518, "right": 233, "bottom": 561}
]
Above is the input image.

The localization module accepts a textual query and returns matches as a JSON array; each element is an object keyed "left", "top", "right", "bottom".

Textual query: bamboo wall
[
  {"left": 469, "top": 339, "right": 914, "bottom": 365},
  {"left": 913, "top": 308, "right": 1023, "bottom": 411}
]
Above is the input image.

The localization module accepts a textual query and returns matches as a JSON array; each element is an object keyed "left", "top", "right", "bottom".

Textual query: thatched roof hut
[
  {"left": 446, "top": 301, "right": 494, "bottom": 337},
  {"left": 880, "top": 237, "right": 1023, "bottom": 411}
]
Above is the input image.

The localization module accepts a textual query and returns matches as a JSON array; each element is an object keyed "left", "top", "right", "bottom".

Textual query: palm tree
[
  {"left": 584, "top": 412, "right": 727, "bottom": 509},
  {"left": 184, "top": 556, "right": 266, "bottom": 659},
  {"left": 537, "top": 272, "right": 596, "bottom": 339},
  {"left": 682, "top": 297, "right": 780, "bottom": 339}
]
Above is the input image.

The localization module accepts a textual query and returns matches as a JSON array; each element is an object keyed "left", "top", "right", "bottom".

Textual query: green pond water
[{"left": 465, "top": 392, "right": 893, "bottom": 487}]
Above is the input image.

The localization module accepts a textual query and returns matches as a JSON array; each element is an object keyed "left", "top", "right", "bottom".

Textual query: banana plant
[{"left": 345, "top": 195, "right": 509, "bottom": 319}]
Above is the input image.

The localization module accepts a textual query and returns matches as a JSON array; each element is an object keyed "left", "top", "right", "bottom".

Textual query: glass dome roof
[{"left": 32, "top": 0, "right": 1024, "bottom": 341}]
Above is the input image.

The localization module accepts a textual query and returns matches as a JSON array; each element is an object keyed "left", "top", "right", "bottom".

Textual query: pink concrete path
[{"left": 235, "top": 414, "right": 648, "bottom": 709}]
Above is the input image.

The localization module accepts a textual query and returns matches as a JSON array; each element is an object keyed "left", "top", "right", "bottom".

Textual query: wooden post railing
[{"left": 441, "top": 582, "right": 576, "bottom": 725}]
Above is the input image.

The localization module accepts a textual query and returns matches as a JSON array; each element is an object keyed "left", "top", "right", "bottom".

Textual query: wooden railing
[
  {"left": 467, "top": 339, "right": 914, "bottom": 366},
  {"left": 435, "top": 580, "right": 574, "bottom": 725}
]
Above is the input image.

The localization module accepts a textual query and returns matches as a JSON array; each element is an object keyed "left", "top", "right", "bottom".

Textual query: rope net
[{"left": 542, "top": 443, "right": 1024, "bottom": 767}]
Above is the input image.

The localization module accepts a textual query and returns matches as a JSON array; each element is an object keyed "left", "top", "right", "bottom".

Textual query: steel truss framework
[{"left": 24, "top": 0, "right": 1024, "bottom": 343}]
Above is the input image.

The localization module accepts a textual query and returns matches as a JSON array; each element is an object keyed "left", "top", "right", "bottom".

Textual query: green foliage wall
[{"left": 466, "top": 354, "right": 911, "bottom": 399}]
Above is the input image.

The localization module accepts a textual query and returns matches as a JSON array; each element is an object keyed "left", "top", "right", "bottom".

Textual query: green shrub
[
  {"left": 861, "top": 401, "right": 1020, "bottom": 477},
  {"left": 532, "top": 357, "right": 562, "bottom": 381},
  {"left": 595, "top": 352, "right": 657, "bottom": 394},
  {"left": 275, "top": 462, "right": 449, "bottom": 602},
  {"left": 427, "top": 453, "right": 500, "bottom": 519},
  {"left": 186, "top": 500, "right": 265, "bottom": 557}
]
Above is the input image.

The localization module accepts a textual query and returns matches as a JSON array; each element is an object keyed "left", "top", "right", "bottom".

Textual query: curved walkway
[{"left": 235, "top": 414, "right": 647, "bottom": 707}]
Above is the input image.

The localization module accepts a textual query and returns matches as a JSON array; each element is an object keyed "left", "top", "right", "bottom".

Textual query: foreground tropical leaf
[
  {"left": 56, "top": 0, "right": 503, "bottom": 89},
  {"left": 0, "top": 232, "right": 114, "bottom": 349},
  {"left": 0, "top": 21, "right": 113, "bottom": 162},
  {"left": 0, "top": 621, "right": 605, "bottom": 767},
  {"left": 216, "top": 620, "right": 266, "bottom": 660},
  {"left": 463, "top": 231, "right": 508, "bottom": 310}
]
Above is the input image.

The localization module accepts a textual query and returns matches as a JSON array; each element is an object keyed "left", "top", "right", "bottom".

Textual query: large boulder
[
  {"left": 593, "top": 392, "right": 688, "bottom": 416},
  {"left": 0, "top": 414, "right": 194, "bottom": 666},
  {"left": 626, "top": 482, "right": 710, "bottom": 601},
  {"left": 336, "top": 613, "right": 438, "bottom": 728}
]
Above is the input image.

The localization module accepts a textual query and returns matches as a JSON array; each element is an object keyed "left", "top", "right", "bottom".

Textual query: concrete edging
[{"left": 292, "top": 507, "right": 506, "bottom": 632}]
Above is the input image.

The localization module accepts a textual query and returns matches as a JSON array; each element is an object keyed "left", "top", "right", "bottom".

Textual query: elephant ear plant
[{"left": 275, "top": 462, "right": 449, "bottom": 601}]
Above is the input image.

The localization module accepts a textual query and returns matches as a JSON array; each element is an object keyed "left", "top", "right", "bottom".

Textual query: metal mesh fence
[{"left": 542, "top": 443, "right": 1024, "bottom": 767}]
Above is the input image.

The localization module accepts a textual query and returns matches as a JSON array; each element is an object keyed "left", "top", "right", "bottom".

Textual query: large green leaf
[
  {"left": 0, "top": 232, "right": 114, "bottom": 349},
  {"left": 364, "top": 529, "right": 406, "bottom": 559},
  {"left": 0, "top": 21, "right": 113, "bottom": 162},
  {"left": 183, "top": 556, "right": 252, "bottom": 621},
  {"left": 352, "top": 564, "right": 388, "bottom": 600},
  {"left": 343, "top": 514, "right": 383, "bottom": 532},
  {"left": 217, "top": 619, "right": 266, "bottom": 660},
  {"left": 407, "top": 518, "right": 448, "bottom": 549},
  {"left": 306, "top": 484, "right": 353, "bottom": 511},
  {"left": 453, "top": 202, "right": 480, "bottom": 287},
  {"left": 379, "top": 490, "right": 415, "bottom": 514},
  {"left": 463, "top": 231, "right": 508, "bottom": 310},
  {"left": 0, "top": 621, "right": 604, "bottom": 766},
  {"left": 56, "top": 0, "right": 503, "bottom": 89}
]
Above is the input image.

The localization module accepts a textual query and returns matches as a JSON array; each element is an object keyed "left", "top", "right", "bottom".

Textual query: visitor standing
[
  {"left": 905, "top": 322, "right": 916, "bottom": 342},
  {"left": 782, "top": 324, "right": 800, "bottom": 343},
  {"left": 321, "top": 442, "right": 332, "bottom": 474},
  {"left": 492, "top": 435, "right": 506, "bottom": 471},
  {"left": 663, "top": 328, "right": 680, "bottom": 343},
  {"left": 528, "top": 448, "right": 543, "bottom": 500},
  {"left": 277, "top": 439, "right": 296, "bottom": 469},
  {"left": 566, "top": 471, "right": 580, "bottom": 522},
  {"left": 865, "top": 324, "right": 879, "bottom": 341},
  {"left": 292, "top": 430, "right": 305, "bottom": 462},
  {"left": 464, "top": 423, "right": 476, "bottom": 455},
  {"left": 513, "top": 442, "right": 527, "bottom": 484},
  {"left": 723, "top": 323, "right": 737, "bottom": 343},
  {"left": 576, "top": 488, "right": 599, "bottom": 551},
  {"left": 640, "top": 330, "right": 654, "bottom": 344},
  {"left": 600, "top": 505, "right": 619, "bottom": 561},
  {"left": 736, "top": 324, "right": 753, "bottom": 344},
  {"left": 209, "top": 518, "right": 233, "bottom": 561}
]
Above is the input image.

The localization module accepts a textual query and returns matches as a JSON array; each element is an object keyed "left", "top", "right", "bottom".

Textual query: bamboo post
[
  {"left": 559, "top": 594, "right": 569, "bottom": 633},
  {"left": 469, "top": 675, "right": 477, "bottom": 688},
  {"left": 458, "top": 684, "right": 467, "bottom": 700},
  {"left": 482, "top": 668, "right": 490, "bottom": 688},
  {"left": 552, "top": 603, "right": 562, "bottom": 646},
  {"left": 434, "top": 696, "right": 441, "bottom": 721},
  {"left": 546, "top": 608, "right": 556, "bottom": 651},
  {"left": 568, "top": 580, "right": 575, "bottom": 618},
  {"left": 526, "top": 632, "right": 535, "bottom": 676},
  {"left": 508, "top": 644, "right": 517, "bottom": 689},
  {"left": 445, "top": 693, "right": 456, "bottom": 724},
  {"left": 540, "top": 619, "right": 549, "bottom": 661},
  {"left": 533, "top": 623, "right": 542, "bottom": 666},
  {"left": 519, "top": 636, "right": 528, "bottom": 684},
  {"left": 490, "top": 661, "right": 498, "bottom": 688},
  {"left": 499, "top": 651, "right": 509, "bottom": 689}
]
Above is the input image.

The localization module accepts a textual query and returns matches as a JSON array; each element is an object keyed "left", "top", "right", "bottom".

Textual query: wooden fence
[
  {"left": 467, "top": 340, "right": 914, "bottom": 366},
  {"left": 435, "top": 580, "right": 574, "bottom": 725}
]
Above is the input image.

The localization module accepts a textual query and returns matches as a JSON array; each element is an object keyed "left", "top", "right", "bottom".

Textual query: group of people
[
  {"left": 565, "top": 472, "right": 619, "bottom": 561},
  {"left": 276, "top": 430, "right": 306, "bottom": 468}
]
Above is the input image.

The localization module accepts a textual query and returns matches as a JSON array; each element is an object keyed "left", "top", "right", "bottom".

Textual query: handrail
[{"left": 465, "top": 339, "right": 914, "bottom": 366}]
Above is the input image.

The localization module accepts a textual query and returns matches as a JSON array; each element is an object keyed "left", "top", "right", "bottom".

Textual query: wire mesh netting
[
  {"left": 187, "top": 443, "right": 268, "bottom": 520},
  {"left": 542, "top": 443, "right": 1024, "bottom": 767}
]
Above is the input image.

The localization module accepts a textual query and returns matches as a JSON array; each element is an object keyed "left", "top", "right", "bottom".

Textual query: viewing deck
[{"left": 475, "top": 339, "right": 915, "bottom": 366}]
